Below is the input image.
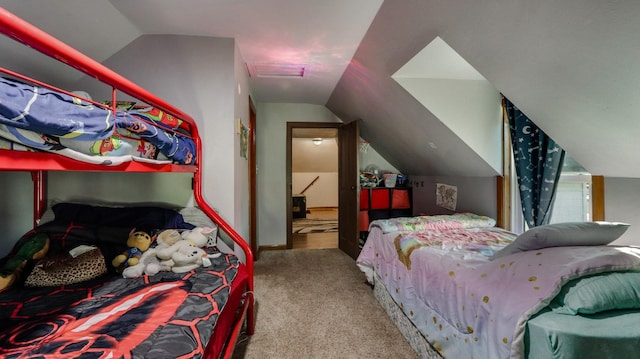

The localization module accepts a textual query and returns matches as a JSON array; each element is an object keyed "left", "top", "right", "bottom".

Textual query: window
[
  {"left": 549, "top": 155, "right": 591, "bottom": 223},
  {"left": 509, "top": 153, "right": 591, "bottom": 232}
]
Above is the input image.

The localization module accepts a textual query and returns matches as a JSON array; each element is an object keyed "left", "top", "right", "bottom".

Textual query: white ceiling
[
  {"left": 1, "top": 1, "right": 639, "bottom": 178},
  {"left": 0, "top": 0, "right": 382, "bottom": 104}
]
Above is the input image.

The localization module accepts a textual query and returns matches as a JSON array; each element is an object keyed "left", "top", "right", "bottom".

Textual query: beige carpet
[{"left": 232, "top": 249, "right": 418, "bottom": 359}]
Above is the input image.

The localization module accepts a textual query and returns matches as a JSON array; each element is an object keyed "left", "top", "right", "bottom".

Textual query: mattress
[
  {"left": 0, "top": 203, "right": 246, "bottom": 358},
  {"left": 357, "top": 216, "right": 640, "bottom": 358},
  {"left": 0, "top": 254, "right": 241, "bottom": 358}
]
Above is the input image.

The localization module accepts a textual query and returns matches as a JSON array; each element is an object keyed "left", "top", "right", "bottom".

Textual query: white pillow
[
  {"left": 491, "top": 221, "right": 630, "bottom": 260},
  {"left": 179, "top": 206, "right": 217, "bottom": 228}
]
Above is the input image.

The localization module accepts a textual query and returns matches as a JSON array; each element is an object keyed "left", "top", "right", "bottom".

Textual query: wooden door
[
  {"left": 338, "top": 120, "right": 360, "bottom": 259},
  {"left": 248, "top": 98, "right": 258, "bottom": 260}
]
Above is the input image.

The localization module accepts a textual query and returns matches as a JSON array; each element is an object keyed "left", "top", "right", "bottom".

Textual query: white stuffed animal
[
  {"left": 155, "top": 227, "right": 221, "bottom": 273},
  {"left": 122, "top": 229, "right": 181, "bottom": 278}
]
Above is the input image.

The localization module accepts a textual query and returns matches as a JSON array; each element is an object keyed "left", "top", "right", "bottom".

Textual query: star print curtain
[{"left": 503, "top": 97, "right": 565, "bottom": 227}]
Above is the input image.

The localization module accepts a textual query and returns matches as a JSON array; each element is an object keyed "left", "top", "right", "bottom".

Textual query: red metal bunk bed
[{"left": 0, "top": 6, "right": 254, "bottom": 359}]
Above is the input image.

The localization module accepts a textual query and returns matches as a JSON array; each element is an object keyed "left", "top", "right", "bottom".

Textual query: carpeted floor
[{"left": 232, "top": 249, "right": 418, "bottom": 359}]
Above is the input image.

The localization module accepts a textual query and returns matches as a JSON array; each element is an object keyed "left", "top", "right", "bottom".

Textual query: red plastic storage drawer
[
  {"left": 391, "top": 189, "right": 411, "bottom": 209},
  {"left": 370, "top": 188, "right": 390, "bottom": 209},
  {"left": 360, "top": 189, "right": 369, "bottom": 210},
  {"left": 359, "top": 210, "right": 369, "bottom": 231}
]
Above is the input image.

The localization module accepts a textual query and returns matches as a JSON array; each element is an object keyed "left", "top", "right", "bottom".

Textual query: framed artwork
[
  {"left": 436, "top": 183, "right": 457, "bottom": 211},
  {"left": 240, "top": 120, "right": 248, "bottom": 159}
]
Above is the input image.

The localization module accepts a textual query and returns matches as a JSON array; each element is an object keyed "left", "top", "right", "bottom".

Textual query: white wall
[
  {"left": 360, "top": 142, "right": 399, "bottom": 175},
  {"left": 233, "top": 42, "right": 253, "bottom": 242},
  {"left": 293, "top": 172, "right": 339, "bottom": 208},
  {"left": 605, "top": 177, "right": 640, "bottom": 246},
  {"left": 292, "top": 137, "right": 338, "bottom": 173},
  {"left": 72, "top": 35, "right": 249, "bottom": 237},
  {"left": 292, "top": 136, "right": 339, "bottom": 207},
  {"left": 393, "top": 78, "right": 503, "bottom": 174},
  {"left": 256, "top": 103, "right": 341, "bottom": 247}
]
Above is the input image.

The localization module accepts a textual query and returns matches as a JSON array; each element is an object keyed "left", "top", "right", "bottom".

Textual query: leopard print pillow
[{"left": 24, "top": 246, "right": 107, "bottom": 287}]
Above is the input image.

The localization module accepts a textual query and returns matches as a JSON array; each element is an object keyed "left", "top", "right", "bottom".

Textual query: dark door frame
[
  {"left": 248, "top": 97, "right": 258, "bottom": 260},
  {"left": 337, "top": 120, "right": 360, "bottom": 259},
  {"left": 286, "top": 121, "right": 359, "bottom": 254}
]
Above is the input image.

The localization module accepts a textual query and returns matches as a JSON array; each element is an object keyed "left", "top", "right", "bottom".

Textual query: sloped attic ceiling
[
  {"left": 1, "top": 1, "right": 639, "bottom": 179},
  {"left": 328, "top": 0, "right": 640, "bottom": 178}
]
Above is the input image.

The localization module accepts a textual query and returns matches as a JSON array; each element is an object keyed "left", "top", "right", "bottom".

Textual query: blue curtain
[{"left": 503, "top": 97, "right": 565, "bottom": 227}]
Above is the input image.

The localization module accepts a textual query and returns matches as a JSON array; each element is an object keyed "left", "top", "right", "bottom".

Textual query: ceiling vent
[{"left": 246, "top": 63, "right": 306, "bottom": 78}]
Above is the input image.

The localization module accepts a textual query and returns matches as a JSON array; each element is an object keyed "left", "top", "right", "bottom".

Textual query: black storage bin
[{"left": 292, "top": 195, "right": 306, "bottom": 218}]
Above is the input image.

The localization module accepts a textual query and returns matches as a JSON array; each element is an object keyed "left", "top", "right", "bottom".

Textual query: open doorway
[
  {"left": 286, "top": 121, "right": 360, "bottom": 258},
  {"left": 289, "top": 125, "right": 339, "bottom": 249}
]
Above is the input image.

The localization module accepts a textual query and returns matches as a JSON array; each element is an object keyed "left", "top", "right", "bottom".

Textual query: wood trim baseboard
[{"left": 259, "top": 244, "right": 288, "bottom": 252}]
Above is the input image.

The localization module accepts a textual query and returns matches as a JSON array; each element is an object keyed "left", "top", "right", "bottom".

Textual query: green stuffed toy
[{"left": 0, "top": 233, "right": 50, "bottom": 291}]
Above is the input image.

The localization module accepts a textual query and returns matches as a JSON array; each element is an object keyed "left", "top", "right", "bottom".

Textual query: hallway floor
[{"left": 292, "top": 207, "right": 338, "bottom": 249}]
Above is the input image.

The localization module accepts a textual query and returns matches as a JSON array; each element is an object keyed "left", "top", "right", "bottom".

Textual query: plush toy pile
[
  {"left": 118, "top": 226, "right": 220, "bottom": 278},
  {"left": 156, "top": 227, "right": 221, "bottom": 273}
]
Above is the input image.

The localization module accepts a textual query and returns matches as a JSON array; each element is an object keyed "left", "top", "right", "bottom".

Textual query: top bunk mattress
[{"left": 0, "top": 76, "right": 196, "bottom": 166}]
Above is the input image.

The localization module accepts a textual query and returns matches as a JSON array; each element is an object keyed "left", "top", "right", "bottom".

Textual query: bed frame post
[
  {"left": 192, "top": 155, "right": 255, "bottom": 335},
  {"left": 30, "top": 170, "right": 46, "bottom": 228}
]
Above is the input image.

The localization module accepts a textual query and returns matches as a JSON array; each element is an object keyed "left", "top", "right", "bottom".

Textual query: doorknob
[{"left": 351, "top": 186, "right": 356, "bottom": 190}]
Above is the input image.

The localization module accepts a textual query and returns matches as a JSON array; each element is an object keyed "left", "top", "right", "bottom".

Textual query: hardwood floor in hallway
[{"left": 292, "top": 207, "right": 338, "bottom": 249}]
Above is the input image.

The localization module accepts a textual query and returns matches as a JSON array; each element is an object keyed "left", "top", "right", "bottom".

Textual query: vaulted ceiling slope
[
  {"left": 328, "top": 0, "right": 640, "bottom": 178},
  {"left": 1, "top": 1, "right": 639, "bottom": 178}
]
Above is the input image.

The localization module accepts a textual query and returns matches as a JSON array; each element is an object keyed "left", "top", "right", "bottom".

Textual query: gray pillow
[{"left": 491, "top": 221, "right": 630, "bottom": 260}]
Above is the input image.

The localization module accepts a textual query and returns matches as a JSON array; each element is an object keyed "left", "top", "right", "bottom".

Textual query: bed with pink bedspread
[{"left": 357, "top": 213, "right": 640, "bottom": 358}]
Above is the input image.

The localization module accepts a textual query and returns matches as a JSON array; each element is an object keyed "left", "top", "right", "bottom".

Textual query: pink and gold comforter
[{"left": 357, "top": 218, "right": 640, "bottom": 358}]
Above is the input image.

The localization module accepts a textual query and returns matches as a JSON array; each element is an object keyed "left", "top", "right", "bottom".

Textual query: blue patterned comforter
[{"left": 0, "top": 77, "right": 196, "bottom": 165}]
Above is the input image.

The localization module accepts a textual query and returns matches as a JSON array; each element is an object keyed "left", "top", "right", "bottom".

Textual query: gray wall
[
  {"left": 256, "top": 103, "right": 341, "bottom": 247},
  {"left": 410, "top": 175, "right": 497, "bottom": 218},
  {"left": 0, "top": 35, "right": 253, "bottom": 257},
  {"left": 0, "top": 172, "right": 33, "bottom": 257},
  {"left": 73, "top": 34, "right": 251, "bottom": 242},
  {"left": 605, "top": 177, "right": 640, "bottom": 246}
]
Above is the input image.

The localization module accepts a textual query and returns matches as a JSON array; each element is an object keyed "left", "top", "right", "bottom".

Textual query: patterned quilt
[
  {"left": 393, "top": 227, "right": 515, "bottom": 269},
  {"left": 370, "top": 212, "right": 496, "bottom": 233},
  {"left": 357, "top": 222, "right": 640, "bottom": 358},
  {"left": 0, "top": 257, "right": 237, "bottom": 358},
  {"left": 0, "top": 76, "right": 196, "bottom": 165},
  {"left": 0, "top": 204, "right": 237, "bottom": 358}
]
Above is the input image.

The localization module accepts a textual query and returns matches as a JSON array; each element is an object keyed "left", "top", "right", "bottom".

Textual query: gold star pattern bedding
[{"left": 357, "top": 216, "right": 640, "bottom": 358}]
